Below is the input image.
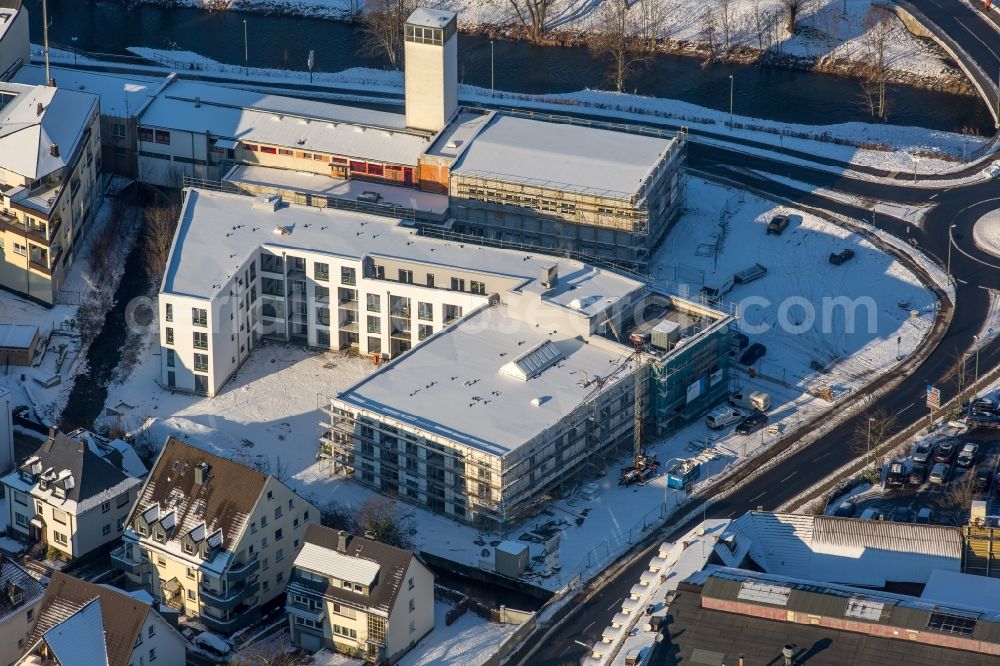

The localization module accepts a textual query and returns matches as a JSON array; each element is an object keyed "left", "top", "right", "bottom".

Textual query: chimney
[
  {"left": 195, "top": 96, "right": 201, "bottom": 108},
  {"left": 49, "top": 144, "right": 59, "bottom": 158},
  {"left": 48, "top": 425, "right": 56, "bottom": 439},
  {"left": 36, "top": 102, "right": 43, "bottom": 116},
  {"left": 194, "top": 462, "right": 211, "bottom": 485},
  {"left": 782, "top": 644, "right": 795, "bottom": 666},
  {"left": 738, "top": 655, "right": 744, "bottom": 666},
  {"left": 337, "top": 530, "right": 349, "bottom": 553}
]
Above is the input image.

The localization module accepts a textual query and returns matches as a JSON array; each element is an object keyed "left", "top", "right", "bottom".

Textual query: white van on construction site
[
  {"left": 729, "top": 390, "right": 771, "bottom": 412},
  {"left": 705, "top": 405, "right": 745, "bottom": 429},
  {"left": 701, "top": 274, "right": 734, "bottom": 302}
]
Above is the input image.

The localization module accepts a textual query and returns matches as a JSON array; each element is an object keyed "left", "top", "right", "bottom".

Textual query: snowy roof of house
[
  {"left": 289, "top": 525, "right": 418, "bottom": 616},
  {"left": 137, "top": 78, "right": 430, "bottom": 166},
  {"left": 335, "top": 304, "right": 632, "bottom": 456},
  {"left": 40, "top": 598, "right": 109, "bottom": 666},
  {"left": 296, "top": 542, "right": 381, "bottom": 586},
  {"left": 29, "top": 573, "right": 161, "bottom": 666},
  {"left": 406, "top": 7, "right": 455, "bottom": 27},
  {"left": 162, "top": 189, "right": 641, "bottom": 315},
  {"left": 451, "top": 113, "right": 674, "bottom": 200},
  {"left": 0, "top": 322, "right": 37, "bottom": 349},
  {"left": 128, "top": 437, "right": 268, "bottom": 560},
  {"left": 0, "top": 82, "right": 98, "bottom": 180},
  {"left": 12, "top": 65, "right": 165, "bottom": 119},
  {"left": 0, "top": 554, "right": 44, "bottom": 623},
  {"left": 716, "top": 512, "right": 962, "bottom": 587},
  {"left": 0, "top": 1, "right": 22, "bottom": 45}
]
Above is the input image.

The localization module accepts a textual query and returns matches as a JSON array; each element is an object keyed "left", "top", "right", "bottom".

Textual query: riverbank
[{"left": 128, "top": 0, "right": 975, "bottom": 96}]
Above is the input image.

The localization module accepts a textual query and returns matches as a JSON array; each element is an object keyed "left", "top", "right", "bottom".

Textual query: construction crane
[{"left": 619, "top": 333, "right": 660, "bottom": 486}]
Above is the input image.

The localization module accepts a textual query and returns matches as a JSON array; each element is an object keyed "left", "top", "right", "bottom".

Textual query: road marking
[
  {"left": 929, "top": 193, "right": 939, "bottom": 200},
  {"left": 606, "top": 597, "right": 623, "bottom": 612},
  {"left": 813, "top": 452, "right": 833, "bottom": 462},
  {"left": 750, "top": 491, "right": 767, "bottom": 502},
  {"left": 780, "top": 471, "right": 798, "bottom": 483},
  {"left": 726, "top": 510, "right": 737, "bottom": 518},
  {"left": 955, "top": 18, "right": 1000, "bottom": 63}
]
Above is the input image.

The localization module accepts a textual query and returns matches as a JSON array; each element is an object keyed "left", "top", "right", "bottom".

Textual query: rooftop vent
[
  {"left": 252, "top": 193, "right": 281, "bottom": 212},
  {"left": 337, "top": 530, "right": 349, "bottom": 553},
  {"left": 62, "top": 474, "right": 75, "bottom": 490},
  {"left": 445, "top": 139, "right": 461, "bottom": 149},
  {"left": 49, "top": 144, "right": 59, "bottom": 158},
  {"left": 194, "top": 96, "right": 201, "bottom": 108},
  {"left": 541, "top": 265, "right": 558, "bottom": 289},
  {"left": 35, "top": 102, "right": 43, "bottom": 116}
]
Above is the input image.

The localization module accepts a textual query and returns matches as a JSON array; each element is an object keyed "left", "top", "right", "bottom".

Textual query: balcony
[
  {"left": 225, "top": 553, "right": 260, "bottom": 584},
  {"left": 339, "top": 299, "right": 358, "bottom": 310},
  {"left": 286, "top": 601, "right": 325, "bottom": 624},
  {"left": 200, "top": 580, "right": 260, "bottom": 611},
  {"left": 110, "top": 545, "right": 150, "bottom": 576},
  {"left": 200, "top": 603, "right": 261, "bottom": 633},
  {"left": 339, "top": 320, "right": 359, "bottom": 333}
]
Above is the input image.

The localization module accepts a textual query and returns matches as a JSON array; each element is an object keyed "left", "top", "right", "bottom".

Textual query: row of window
[
  {"left": 164, "top": 305, "right": 207, "bottom": 327},
  {"left": 138, "top": 127, "right": 171, "bottom": 145}
]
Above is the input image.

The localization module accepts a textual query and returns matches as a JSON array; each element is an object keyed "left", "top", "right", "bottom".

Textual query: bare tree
[
  {"left": 507, "top": 0, "right": 555, "bottom": 41},
  {"left": 356, "top": 497, "right": 415, "bottom": 549},
  {"left": 360, "top": 0, "right": 418, "bottom": 69},
  {"left": 851, "top": 406, "right": 897, "bottom": 469},
  {"left": 938, "top": 470, "right": 978, "bottom": 515},
  {"left": 144, "top": 203, "right": 180, "bottom": 290},
  {"left": 781, "top": 0, "right": 809, "bottom": 34},
  {"left": 859, "top": 5, "right": 893, "bottom": 120},
  {"left": 589, "top": 0, "right": 655, "bottom": 92},
  {"left": 700, "top": 8, "right": 719, "bottom": 60},
  {"left": 718, "top": 0, "right": 734, "bottom": 52},
  {"left": 751, "top": 0, "right": 769, "bottom": 52}
]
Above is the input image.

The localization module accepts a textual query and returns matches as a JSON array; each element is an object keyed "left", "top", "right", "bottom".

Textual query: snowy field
[
  {"left": 395, "top": 601, "right": 518, "bottom": 666},
  {"left": 141, "top": 0, "right": 954, "bottom": 84},
  {"left": 98, "top": 177, "right": 938, "bottom": 592}
]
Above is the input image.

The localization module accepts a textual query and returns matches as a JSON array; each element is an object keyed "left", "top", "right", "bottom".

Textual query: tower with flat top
[{"left": 404, "top": 7, "right": 457, "bottom": 132}]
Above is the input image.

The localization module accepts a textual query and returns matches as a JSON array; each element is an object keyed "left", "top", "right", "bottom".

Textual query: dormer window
[
  {"left": 184, "top": 543, "right": 193, "bottom": 554},
  {"left": 354, "top": 583, "right": 362, "bottom": 592},
  {"left": 342, "top": 581, "right": 351, "bottom": 590},
  {"left": 138, "top": 525, "right": 147, "bottom": 536},
  {"left": 154, "top": 532, "right": 164, "bottom": 543}
]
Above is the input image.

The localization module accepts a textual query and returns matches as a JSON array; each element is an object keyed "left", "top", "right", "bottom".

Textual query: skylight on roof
[
  {"left": 845, "top": 597, "right": 884, "bottom": 621},
  {"left": 736, "top": 581, "right": 791, "bottom": 606},
  {"left": 499, "top": 340, "right": 563, "bottom": 381}
]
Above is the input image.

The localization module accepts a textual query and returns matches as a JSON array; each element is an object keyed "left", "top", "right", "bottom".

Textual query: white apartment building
[
  {"left": 0, "top": 1, "right": 28, "bottom": 81},
  {"left": 0, "top": 81, "right": 102, "bottom": 304},
  {"left": 114, "top": 438, "right": 319, "bottom": 634},
  {"left": 286, "top": 525, "right": 434, "bottom": 663},
  {"left": 1, "top": 429, "right": 142, "bottom": 560},
  {"left": 18, "top": 572, "right": 186, "bottom": 666}
]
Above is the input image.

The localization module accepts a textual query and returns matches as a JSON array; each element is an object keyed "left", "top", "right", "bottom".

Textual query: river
[{"left": 24, "top": 0, "right": 995, "bottom": 133}]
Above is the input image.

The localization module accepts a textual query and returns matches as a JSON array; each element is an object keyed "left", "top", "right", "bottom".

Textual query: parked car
[
  {"left": 968, "top": 412, "right": 1000, "bottom": 430},
  {"left": 957, "top": 442, "right": 980, "bottom": 468},
  {"left": 706, "top": 406, "right": 745, "bottom": 430},
  {"left": 732, "top": 332, "right": 750, "bottom": 350},
  {"left": 739, "top": 343, "right": 767, "bottom": 366},
  {"left": 733, "top": 263, "right": 768, "bottom": 284},
  {"left": 974, "top": 467, "right": 991, "bottom": 493},
  {"left": 736, "top": 412, "right": 769, "bottom": 435},
  {"left": 729, "top": 390, "right": 771, "bottom": 412},
  {"left": 885, "top": 461, "right": 906, "bottom": 488},
  {"left": 914, "top": 506, "right": 935, "bottom": 524},
  {"left": 829, "top": 249, "right": 856, "bottom": 265},
  {"left": 858, "top": 507, "right": 883, "bottom": 520},
  {"left": 832, "top": 500, "right": 856, "bottom": 517},
  {"left": 193, "top": 632, "right": 232, "bottom": 657},
  {"left": 767, "top": 215, "right": 790, "bottom": 235},
  {"left": 929, "top": 462, "right": 952, "bottom": 485},
  {"left": 908, "top": 464, "right": 928, "bottom": 485},
  {"left": 890, "top": 506, "right": 913, "bottom": 523},
  {"left": 911, "top": 441, "right": 934, "bottom": 465},
  {"left": 933, "top": 438, "right": 960, "bottom": 464},
  {"left": 702, "top": 274, "right": 735, "bottom": 302},
  {"left": 970, "top": 397, "right": 998, "bottom": 414}
]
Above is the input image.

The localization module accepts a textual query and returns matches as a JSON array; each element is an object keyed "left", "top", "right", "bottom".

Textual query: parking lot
[{"left": 829, "top": 426, "right": 1000, "bottom": 526}]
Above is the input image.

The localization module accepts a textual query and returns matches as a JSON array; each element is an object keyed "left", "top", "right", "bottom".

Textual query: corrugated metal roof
[
  {"left": 812, "top": 516, "right": 962, "bottom": 558},
  {"left": 295, "top": 542, "right": 381, "bottom": 586}
]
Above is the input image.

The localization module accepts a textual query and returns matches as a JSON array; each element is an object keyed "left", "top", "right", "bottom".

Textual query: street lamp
[
  {"left": 867, "top": 417, "right": 875, "bottom": 471},
  {"left": 912, "top": 156, "right": 919, "bottom": 183},
  {"left": 728, "top": 75, "right": 734, "bottom": 130},
  {"left": 947, "top": 224, "right": 957, "bottom": 278},
  {"left": 973, "top": 334, "right": 981, "bottom": 397},
  {"left": 243, "top": 19, "right": 249, "bottom": 76},
  {"left": 490, "top": 40, "right": 495, "bottom": 91}
]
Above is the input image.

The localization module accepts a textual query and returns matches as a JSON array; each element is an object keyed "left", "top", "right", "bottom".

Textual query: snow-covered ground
[
  {"left": 395, "top": 601, "right": 518, "bottom": 666},
  {"left": 973, "top": 209, "right": 1000, "bottom": 258},
  {"left": 140, "top": 0, "right": 955, "bottom": 84},
  {"left": 98, "top": 176, "right": 938, "bottom": 592}
]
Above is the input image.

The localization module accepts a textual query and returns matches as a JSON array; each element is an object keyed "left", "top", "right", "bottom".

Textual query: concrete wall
[{"left": 404, "top": 26, "right": 457, "bottom": 132}]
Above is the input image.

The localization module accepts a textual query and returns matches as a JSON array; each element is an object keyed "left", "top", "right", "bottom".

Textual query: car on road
[
  {"left": 739, "top": 343, "right": 767, "bottom": 366},
  {"left": 736, "top": 412, "right": 769, "bottom": 435},
  {"left": 909, "top": 464, "right": 928, "bottom": 485},
  {"left": 933, "top": 438, "right": 960, "bottom": 464},
  {"left": 732, "top": 332, "right": 750, "bottom": 350},
  {"left": 829, "top": 249, "right": 855, "bottom": 265},
  {"left": 929, "top": 462, "right": 952, "bottom": 485},
  {"left": 912, "top": 441, "right": 934, "bottom": 465},
  {"left": 890, "top": 506, "right": 913, "bottom": 523},
  {"left": 705, "top": 406, "right": 745, "bottom": 430},
  {"left": 957, "top": 443, "right": 980, "bottom": 468},
  {"left": 767, "top": 215, "right": 790, "bottom": 235},
  {"left": 859, "top": 507, "right": 883, "bottom": 520},
  {"left": 832, "top": 500, "right": 856, "bottom": 517},
  {"left": 915, "top": 506, "right": 935, "bottom": 524},
  {"left": 885, "top": 461, "right": 906, "bottom": 488}
]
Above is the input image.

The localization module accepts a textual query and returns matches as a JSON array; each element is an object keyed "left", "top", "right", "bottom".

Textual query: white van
[
  {"left": 729, "top": 390, "right": 771, "bottom": 413},
  {"left": 701, "top": 274, "right": 735, "bottom": 302},
  {"left": 706, "top": 405, "right": 745, "bottom": 429}
]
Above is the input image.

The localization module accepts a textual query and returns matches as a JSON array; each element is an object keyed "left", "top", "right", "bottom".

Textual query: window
[
  {"left": 314, "top": 285, "right": 329, "bottom": 303},
  {"left": 149, "top": 648, "right": 156, "bottom": 663},
  {"left": 263, "top": 581, "right": 269, "bottom": 592},
  {"left": 192, "top": 353, "right": 208, "bottom": 371},
  {"left": 276, "top": 549, "right": 284, "bottom": 562},
  {"left": 52, "top": 508, "right": 67, "bottom": 525},
  {"left": 26, "top": 609, "right": 33, "bottom": 622},
  {"left": 398, "top": 269, "right": 413, "bottom": 284},
  {"left": 165, "top": 327, "right": 174, "bottom": 345},
  {"left": 138, "top": 127, "right": 154, "bottom": 142},
  {"left": 450, "top": 277, "right": 465, "bottom": 291},
  {"left": 117, "top": 517, "right": 125, "bottom": 531},
  {"left": 278, "top": 148, "right": 292, "bottom": 156},
  {"left": 148, "top": 625, "right": 155, "bottom": 638},
  {"left": 367, "top": 316, "right": 381, "bottom": 334},
  {"left": 14, "top": 514, "right": 27, "bottom": 528},
  {"left": 259, "top": 145, "right": 277, "bottom": 154},
  {"left": 418, "top": 324, "right": 433, "bottom": 341},
  {"left": 409, "top": 620, "right": 416, "bottom": 634},
  {"left": 408, "top": 576, "right": 414, "bottom": 590},
  {"left": 341, "top": 267, "right": 356, "bottom": 285},
  {"left": 261, "top": 515, "right": 268, "bottom": 527},
  {"left": 103, "top": 524, "right": 111, "bottom": 536},
  {"left": 332, "top": 623, "right": 358, "bottom": 639},
  {"left": 315, "top": 307, "right": 330, "bottom": 327},
  {"left": 409, "top": 598, "right": 415, "bottom": 612},
  {"left": 274, "top": 506, "right": 282, "bottom": 519},
  {"left": 349, "top": 160, "right": 366, "bottom": 173},
  {"left": 927, "top": 612, "right": 977, "bottom": 636},
  {"left": 166, "top": 349, "right": 175, "bottom": 368},
  {"left": 167, "top": 371, "right": 175, "bottom": 388},
  {"left": 193, "top": 332, "right": 208, "bottom": 349},
  {"left": 192, "top": 308, "right": 207, "bottom": 327},
  {"left": 154, "top": 130, "right": 170, "bottom": 145},
  {"left": 12, "top": 242, "right": 25, "bottom": 256},
  {"left": 368, "top": 336, "right": 382, "bottom": 354},
  {"left": 261, "top": 537, "right": 268, "bottom": 549},
  {"left": 186, "top": 567, "right": 195, "bottom": 579},
  {"left": 194, "top": 375, "right": 208, "bottom": 394},
  {"left": 314, "top": 263, "right": 329, "bottom": 281},
  {"left": 102, "top": 500, "right": 111, "bottom": 513},
  {"left": 304, "top": 510, "right": 310, "bottom": 521},
  {"left": 366, "top": 294, "right": 381, "bottom": 312},
  {"left": 426, "top": 274, "right": 435, "bottom": 288},
  {"left": 294, "top": 616, "right": 319, "bottom": 629},
  {"left": 444, "top": 304, "right": 463, "bottom": 323},
  {"left": 367, "top": 163, "right": 384, "bottom": 176},
  {"left": 54, "top": 532, "right": 68, "bottom": 546},
  {"left": 471, "top": 281, "right": 486, "bottom": 295},
  {"left": 165, "top": 303, "right": 173, "bottom": 321},
  {"left": 187, "top": 589, "right": 195, "bottom": 600},
  {"left": 275, "top": 528, "right": 283, "bottom": 541},
  {"left": 112, "top": 123, "right": 127, "bottom": 139},
  {"left": 277, "top": 572, "right": 284, "bottom": 583}
]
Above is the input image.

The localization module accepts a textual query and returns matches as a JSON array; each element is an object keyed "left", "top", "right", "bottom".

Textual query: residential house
[
  {"left": 17, "top": 572, "right": 185, "bottom": 666},
  {"left": 286, "top": 524, "right": 434, "bottom": 663},
  {"left": 0, "top": 554, "right": 44, "bottom": 665},
  {"left": 1, "top": 429, "right": 142, "bottom": 560},
  {"left": 113, "top": 437, "right": 318, "bottom": 633}
]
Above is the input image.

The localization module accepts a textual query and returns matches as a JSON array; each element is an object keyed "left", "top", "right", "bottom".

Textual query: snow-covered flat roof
[
  {"left": 13, "top": 65, "right": 165, "bottom": 119},
  {"left": 407, "top": 7, "right": 455, "bottom": 27},
  {"left": 138, "top": 79, "right": 430, "bottom": 166},
  {"left": 164, "top": 189, "right": 641, "bottom": 316},
  {"left": 295, "top": 542, "right": 380, "bottom": 586},
  {"left": 0, "top": 322, "right": 36, "bottom": 349},
  {"left": 452, "top": 114, "right": 675, "bottom": 200},
  {"left": 335, "top": 304, "right": 631, "bottom": 456}
]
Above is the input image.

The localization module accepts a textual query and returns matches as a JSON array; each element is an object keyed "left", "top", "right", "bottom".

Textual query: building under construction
[{"left": 321, "top": 278, "right": 733, "bottom": 532}]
